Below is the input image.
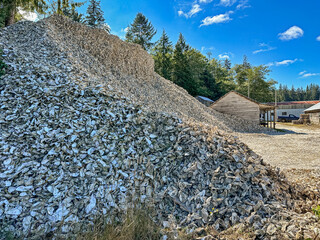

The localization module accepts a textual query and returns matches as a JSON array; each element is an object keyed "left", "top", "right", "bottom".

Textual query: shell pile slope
[
  {"left": 0, "top": 17, "right": 319, "bottom": 239},
  {"left": 44, "top": 15, "right": 269, "bottom": 133}
]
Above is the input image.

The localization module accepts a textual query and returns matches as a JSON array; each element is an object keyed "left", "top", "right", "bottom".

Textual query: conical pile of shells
[{"left": 0, "top": 16, "right": 319, "bottom": 239}]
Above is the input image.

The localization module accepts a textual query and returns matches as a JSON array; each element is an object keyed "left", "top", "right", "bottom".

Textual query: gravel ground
[{"left": 237, "top": 123, "right": 320, "bottom": 187}]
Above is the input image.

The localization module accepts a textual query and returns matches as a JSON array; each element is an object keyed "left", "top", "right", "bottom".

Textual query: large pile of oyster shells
[{"left": 0, "top": 16, "right": 319, "bottom": 239}]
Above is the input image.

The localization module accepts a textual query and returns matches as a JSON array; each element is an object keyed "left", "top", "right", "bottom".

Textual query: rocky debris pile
[
  {"left": 0, "top": 17, "right": 319, "bottom": 239},
  {"left": 44, "top": 15, "right": 271, "bottom": 133}
]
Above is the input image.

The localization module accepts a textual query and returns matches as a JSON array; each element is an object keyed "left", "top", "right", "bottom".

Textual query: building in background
[
  {"left": 211, "top": 91, "right": 276, "bottom": 128},
  {"left": 196, "top": 96, "right": 214, "bottom": 107},
  {"left": 267, "top": 101, "right": 320, "bottom": 119},
  {"left": 304, "top": 102, "right": 320, "bottom": 124}
]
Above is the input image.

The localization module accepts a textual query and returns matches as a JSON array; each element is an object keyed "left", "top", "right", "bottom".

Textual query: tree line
[
  {"left": 277, "top": 84, "right": 320, "bottom": 102},
  {"left": 124, "top": 13, "right": 277, "bottom": 102}
]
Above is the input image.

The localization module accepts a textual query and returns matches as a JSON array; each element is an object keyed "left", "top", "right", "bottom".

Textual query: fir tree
[
  {"left": 152, "top": 30, "right": 173, "bottom": 80},
  {"left": 172, "top": 33, "right": 197, "bottom": 96},
  {"left": 125, "top": 13, "right": 156, "bottom": 51},
  {"left": 86, "top": 0, "right": 109, "bottom": 32}
]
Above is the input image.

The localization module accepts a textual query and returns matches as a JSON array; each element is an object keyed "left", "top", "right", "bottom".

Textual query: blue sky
[{"left": 78, "top": 0, "right": 320, "bottom": 88}]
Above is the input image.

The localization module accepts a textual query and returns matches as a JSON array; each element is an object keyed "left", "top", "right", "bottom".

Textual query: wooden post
[
  {"left": 273, "top": 109, "right": 276, "bottom": 129},
  {"left": 267, "top": 110, "right": 270, "bottom": 128}
]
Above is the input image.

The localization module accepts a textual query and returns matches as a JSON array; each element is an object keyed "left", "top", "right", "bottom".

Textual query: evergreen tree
[
  {"left": 125, "top": 13, "right": 156, "bottom": 51},
  {"left": 152, "top": 30, "right": 173, "bottom": 80},
  {"left": 0, "top": 0, "right": 46, "bottom": 27},
  {"left": 199, "top": 66, "right": 221, "bottom": 100},
  {"left": 61, "top": 0, "right": 85, "bottom": 23},
  {"left": 172, "top": 33, "right": 197, "bottom": 95},
  {"left": 86, "top": 0, "right": 109, "bottom": 32},
  {"left": 223, "top": 58, "right": 231, "bottom": 71}
]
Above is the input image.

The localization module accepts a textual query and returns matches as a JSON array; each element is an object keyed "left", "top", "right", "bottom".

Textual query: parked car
[{"left": 277, "top": 114, "right": 299, "bottom": 122}]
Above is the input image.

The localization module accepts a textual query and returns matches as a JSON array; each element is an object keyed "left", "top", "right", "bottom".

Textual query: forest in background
[{"left": 1, "top": 0, "right": 319, "bottom": 103}]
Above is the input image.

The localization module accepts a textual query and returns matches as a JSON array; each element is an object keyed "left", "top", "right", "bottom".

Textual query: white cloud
[
  {"left": 219, "top": 0, "right": 237, "bottom": 7},
  {"left": 268, "top": 58, "right": 301, "bottom": 67},
  {"left": 219, "top": 54, "right": 230, "bottom": 59},
  {"left": 236, "top": 0, "right": 250, "bottom": 9},
  {"left": 218, "top": 52, "right": 233, "bottom": 59},
  {"left": 253, "top": 43, "right": 276, "bottom": 54},
  {"left": 200, "top": 11, "right": 233, "bottom": 26},
  {"left": 189, "top": 4, "right": 202, "bottom": 16},
  {"left": 278, "top": 26, "right": 304, "bottom": 41},
  {"left": 199, "top": 0, "right": 213, "bottom": 3},
  {"left": 201, "top": 46, "right": 215, "bottom": 52},
  {"left": 18, "top": 7, "right": 38, "bottom": 22},
  {"left": 317, "top": 36, "right": 320, "bottom": 41},
  {"left": 299, "top": 71, "right": 320, "bottom": 78},
  {"left": 275, "top": 59, "right": 298, "bottom": 66},
  {"left": 121, "top": 27, "right": 129, "bottom": 33},
  {"left": 178, "top": 4, "right": 202, "bottom": 18}
]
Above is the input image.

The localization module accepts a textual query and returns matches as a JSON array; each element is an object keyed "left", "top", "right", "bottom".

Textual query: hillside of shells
[{"left": 0, "top": 15, "right": 319, "bottom": 239}]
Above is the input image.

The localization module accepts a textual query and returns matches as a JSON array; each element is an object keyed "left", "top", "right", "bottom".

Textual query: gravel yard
[{"left": 238, "top": 123, "right": 320, "bottom": 187}]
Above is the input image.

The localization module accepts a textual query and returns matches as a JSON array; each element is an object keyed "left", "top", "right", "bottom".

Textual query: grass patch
[
  {"left": 312, "top": 205, "right": 320, "bottom": 219},
  {"left": 77, "top": 208, "right": 161, "bottom": 240}
]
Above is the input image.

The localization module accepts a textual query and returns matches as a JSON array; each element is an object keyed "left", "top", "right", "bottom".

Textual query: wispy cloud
[
  {"left": 200, "top": 11, "right": 233, "bottom": 26},
  {"left": 278, "top": 26, "right": 304, "bottom": 41},
  {"left": 268, "top": 58, "right": 302, "bottom": 67},
  {"left": 178, "top": 4, "right": 202, "bottom": 18},
  {"left": 299, "top": 71, "right": 320, "bottom": 78},
  {"left": 236, "top": 0, "right": 250, "bottom": 9},
  {"left": 219, "top": 0, "right": 237, "bottom": 7},
  {"left": 201, "top": 46, "right": 215, "bottom": 52},
  {"left": 253, "top": 43, "right": 276, "bottom": 54},
  {"left": 199, "top": 0, "right": 213, "bottom": 3},
  {"left": 317, "top": 36, "right": 320, "bottom": 41}
]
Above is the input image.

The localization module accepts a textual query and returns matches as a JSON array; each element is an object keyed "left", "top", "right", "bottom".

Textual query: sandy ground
[{"left": 237, "top": 123, "right": 320, "bottom": 185}]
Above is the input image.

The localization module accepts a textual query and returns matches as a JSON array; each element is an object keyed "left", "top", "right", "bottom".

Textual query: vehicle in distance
[{"left": 277, "top": 114, "right": 299, "bottom": 122}]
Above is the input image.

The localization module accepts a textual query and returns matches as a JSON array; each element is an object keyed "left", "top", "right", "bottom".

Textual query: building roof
[
  {"left": 196, "top": 96, "right": 214, "bottom": 102},
  {"left": 211, "top": 91, "right": 275, "bottom": 110},
  {"left": 305, "top": 102, "right": 320, "bottom": 113},
  {"left": 267, "top": 100, "right": 320, "bottom": 106}
]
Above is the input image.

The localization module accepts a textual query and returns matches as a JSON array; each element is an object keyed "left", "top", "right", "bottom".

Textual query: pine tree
[
  {"left": 152, "top": 30, "right": 173, "bottom": 80},
  {"left": 125, "top": 13, "right": 156, "bottom": 51},
  {"left": 61, "top": 0, "right": 85, "bottom": 23},
  {"left": 172, "top": 33, "right": 197, "bottom": 96},
  {"left": 86, "top": 0, "right": 109, "bottom": 32}
]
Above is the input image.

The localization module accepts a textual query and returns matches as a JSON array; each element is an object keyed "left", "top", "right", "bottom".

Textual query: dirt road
[
  {"left": 238, "top": 123, "right": 320, "bottom": 170},
  {"left": 237, "top": 123, "right": 320, "bottom": 185}
]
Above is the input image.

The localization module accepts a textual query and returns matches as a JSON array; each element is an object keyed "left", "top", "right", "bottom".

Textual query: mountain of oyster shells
[{"left": 0, "top": 15, "right": 319, "bottom": 239}]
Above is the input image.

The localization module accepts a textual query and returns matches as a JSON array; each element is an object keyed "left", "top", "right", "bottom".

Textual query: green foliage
[
  {"left": 1, "top": 0, "right": 46, "bottom": 27},
  {"left": 278, "top": 83, "right": 320, "bottom": 102},
  {"left": 152, "top": 30, "right": 173, "bottom": 80},
  {"left": 0, "top": 49, "right": 7, "bottom": 77},
  {"left": 312, "top": 205, "right": 320, "bottom": 219},
  {"left": 125, "top": 13, "right": 156, "bottom": 51},
  {"left": 86, "top": 0, "right": 108, "bottom": 31},
  {"left": 172, "top": 33, "right": 197, "bottom": 95}
]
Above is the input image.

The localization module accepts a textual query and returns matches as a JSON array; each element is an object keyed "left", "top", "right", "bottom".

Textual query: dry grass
[{"left": 76, "top": 209, "right": 161, "bottom": 240}]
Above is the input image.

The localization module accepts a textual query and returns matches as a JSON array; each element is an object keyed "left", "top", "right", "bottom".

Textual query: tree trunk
[{"left": 5, "top": 2, "right": 16, "bottom": 26}]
